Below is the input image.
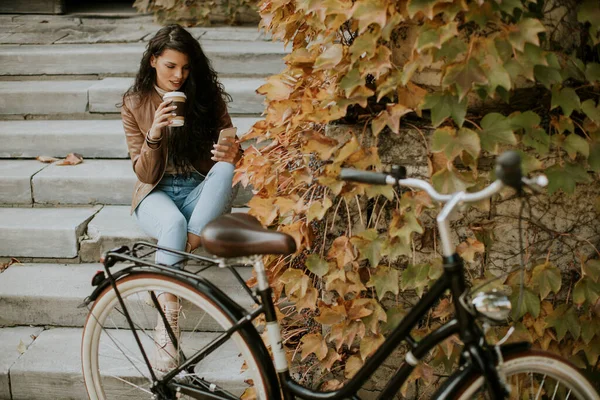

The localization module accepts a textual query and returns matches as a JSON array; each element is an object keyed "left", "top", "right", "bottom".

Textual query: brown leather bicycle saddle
[{"left": 200, "top": 213, "right": 297, "bottom": 258}]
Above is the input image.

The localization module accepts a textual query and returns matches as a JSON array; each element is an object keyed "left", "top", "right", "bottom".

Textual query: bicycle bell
[{"left": 471, "top": 290, "right": 512, "bottom": 323}]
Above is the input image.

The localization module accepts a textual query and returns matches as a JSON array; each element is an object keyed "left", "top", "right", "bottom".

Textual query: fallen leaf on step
[
  {"left": 56, "top": 153, "right": 84, "bottom": 166},
  {"left": 30, "top": 334, "right": 38, "bottom": 341},
  {"left": 17, "top": 340, "right": 27, "bottom": 354},
  {"left": 0, "top": 257, "right": 21, "bottom": 273},
  {"left": 36, "top": 155, "right": 59, "bottom": 163}
]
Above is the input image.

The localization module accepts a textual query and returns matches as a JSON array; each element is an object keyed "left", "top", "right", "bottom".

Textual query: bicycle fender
[
  {"left": 82, "top": 268, "right": 282, "bottom": 400},
  {"left": 430, "top": 341, "right": 531, "bottom": 400}
]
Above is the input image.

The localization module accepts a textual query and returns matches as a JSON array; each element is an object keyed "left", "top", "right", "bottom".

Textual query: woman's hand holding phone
[{"left": 211, "top": 128, "right": 240, "bottom": 164}]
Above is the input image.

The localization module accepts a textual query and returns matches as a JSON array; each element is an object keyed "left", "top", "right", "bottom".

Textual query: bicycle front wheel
[
  {"left": 455, "top": 349, "right": 599, "bottom": 400},
  {"left": 81, "top": 272, "right": 270, "bottom": 400}
]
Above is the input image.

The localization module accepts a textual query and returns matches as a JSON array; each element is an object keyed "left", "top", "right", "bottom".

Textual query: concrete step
[
  {"left": 0, "top": 206, "right": 100, "bottom": 258},
  {"left": 0, "top": 158, "right": 254, "bottom": 206},
  {"left": 0, "top": 327, "right": 45, "bottom": 399},
  {"left": 0, "top": 41, "right": 286, "bottom": 76},
  {"left": 0, "top": 117, "right": 259, "bottom": 159},
  {"left": 0, "top": 160, "right": 47, "bottom": 204},
  {"left": 5, "top": 327, "right": 251, "bottom": 400},
  {"left": 0, "top": 263, "right": 254, "bottom": 328},
  {"left": 88, "top": 77, "right": 265, "bottom": 114},
  {"left": 0, "top": 77, "right": 265, "bottom": 116},
  {"left": 79, "top": 205, "right": 249, "bottom": 263}
]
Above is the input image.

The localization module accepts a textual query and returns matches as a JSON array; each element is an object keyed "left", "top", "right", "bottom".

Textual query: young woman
[{"left": 120, "top": 24, "right": 241, "bottom": 371}]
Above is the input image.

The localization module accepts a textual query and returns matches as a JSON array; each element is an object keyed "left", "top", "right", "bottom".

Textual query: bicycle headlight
[{"left": 471, "top": 291, "right": 512, "bottom": 323}]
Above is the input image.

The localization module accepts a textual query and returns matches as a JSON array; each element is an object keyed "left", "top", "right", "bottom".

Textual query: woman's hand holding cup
[
  {"left": 148, "top": 99, "right": 178, "bottom": 141},
  {"left": 211, "top": 137, "right": 240, "bottom": 165}
]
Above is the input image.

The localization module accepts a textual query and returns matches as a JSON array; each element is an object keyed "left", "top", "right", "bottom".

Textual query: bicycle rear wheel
[
  {"left": 81, "top": 273, "right": 270, "bottom": 400},
  {"left": 455, "top": 349, "right": 599, "bottom": 400}
]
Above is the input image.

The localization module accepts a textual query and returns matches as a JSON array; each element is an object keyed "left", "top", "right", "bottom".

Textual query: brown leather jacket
[{"left": 121, "top": 89, "right": 233, "bottom": 213}]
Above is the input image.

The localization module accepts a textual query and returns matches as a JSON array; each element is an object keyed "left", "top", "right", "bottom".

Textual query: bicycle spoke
[{"left": 534, "top": 374, "right": 546, "bottom": 400}]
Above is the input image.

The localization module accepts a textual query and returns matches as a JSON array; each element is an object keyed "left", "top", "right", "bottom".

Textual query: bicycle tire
[
  {"left": 455, "top": 349, "right": 599, "bottom": 400},
  {"left": 81, "top": 272, "right": 270, "bottom": 400}
]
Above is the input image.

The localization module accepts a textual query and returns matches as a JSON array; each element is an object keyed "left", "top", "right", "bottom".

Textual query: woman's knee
[
  {"left": 207, "top": 161, "right": 235, "bottom": 178},
  {"left": 163, "top": 213, "right": 187, "bottom": 234}
]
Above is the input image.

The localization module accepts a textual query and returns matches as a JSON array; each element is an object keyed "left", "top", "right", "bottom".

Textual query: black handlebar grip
[
  {"left": 495, "top": 151, "right": 522, "bottom": 189},
  {"left": 339, "top": 169, "right": 389, "bottom": 185}
]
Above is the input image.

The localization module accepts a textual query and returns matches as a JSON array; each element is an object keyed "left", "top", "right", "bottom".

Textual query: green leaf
[
  {"left": 545, "top": 304, "right": 581, "bottom": 341},
  {"left": 389, "top": 209, "right": 423, "bottom": 243},
  {"left": 383, "top": 307, "right": 407, "bottom": 333},
  {"left": 556, "top": 115, "right": 575, "bottom": 134},
  {"left": 431, "top": 165, "right": 475, "bottom": 194},
  {"left": 421, "top": 93, "right": 467, "bottom": 127},
  {"left": 510, "top": 111, "right": 541, "bottom": 133},
  {"left": 401, "top": 263, "right": 430, "bottom": 296},
  {"left": 510, "top": 288, "right": 540, "bottom": 319},
  {"left": 545, "top": 163, "right": 592, "bottom": 195},
  {"left": 563, "top": 134, "right": 589, "bottom": 160},
  {"left": 584, "top": 259, "right": 600, "bottom": 283},
  {"left": 590, "top": 139, "right": 600, "bottom": 173},
  {"left": 442, "top": 58, "right": 488, "bottom": 101},
  {"left": 573, "top": 277, "right": 600, "bottom": 305},
  {"left": 381, "top": 237, "right": 411, "bottom": 259},
  {"left": 508, "top": 18, "right": 545, "bottom": 52},
  {"left": 340, "top": 68, "right": 364, "bottom": 97},
  {"left": 531, "top": 262, "right": 561, "bottom": 300},
  {"left": 581, "top": 99, "right": 600, "bottom": 124},
  {"left": 305, "top": 254, "right": 331, "bottom": 278},
  {"left": 349, "top": 29, "right": 378, "bottom": 63},
  {"left": 585, "top": 63, "right": 600, "bottom": 82},
  {"left": 479, "top": 113, "right": 517, "bottom": 154},
  {"left": 366, "top": 266, "right": 399, "bottom": 300},
  {"left": 350, "top": 229, "right": 385, "bottom": 268},
  {"left": 407, "top": 0, "right": 439, "bottom": 19},
  {"left": 495, "top": 0, "right": 523, "bottom": 15},
  {"left": 534, "top": 65, "right": 562, "bottom": 89},
  {"left": 564, "top": 56, "right": 587, "bottom": 81},
  {"left": 577, "top": 0, "right": 600, "bottom": 38},
  {"left": 434, "top": 37, "right": 467, "bottom": 63},
  {"left": 431, "top": 126, "right": 481, "bottom": 161},
  {"left": 522, "top": 128, "right": 550, "bottom": 155},
  {"left": 581, "top": 318, "right": 600, "bottom": 344},
  {"left": 416, "top": 22, "right": 458, "bottom": 53},
  {"left": 551, "top": 86, "right": 581, "bottom": 117}
]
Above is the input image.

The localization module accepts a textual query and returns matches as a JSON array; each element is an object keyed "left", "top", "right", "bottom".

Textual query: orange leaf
[
  {"left": 248, "top": 196, "right": 278, "bottom": 226},
  {"left": 315, "top": 305, "right": 347, "bottom": 325},
  {"left": 56, "top": 153, "right": 83, "bottom": 166},
  {"left": 257, "top": 76, "right": 293, "bottom": 101},
  {"left": 456, "top": 237, "right": 485, "bottom": 263},
  {"left": 327, "top": 236, "right": 356, "bottom": 268},
  {"left": 319, "top": 348, "right": 342, "bottom": 372},
  {"left": 36, "top": 156, "right": 58, "bottom": 163}
]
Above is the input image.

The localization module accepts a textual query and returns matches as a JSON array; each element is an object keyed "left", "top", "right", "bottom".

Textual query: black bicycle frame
[{"left": 270, "top": 254, "right": 504, "bottom": 400}]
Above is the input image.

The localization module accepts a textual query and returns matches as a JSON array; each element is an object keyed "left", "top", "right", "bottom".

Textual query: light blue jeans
[{"left": 135, "top": 161, "right": 235, "bottom": 267}]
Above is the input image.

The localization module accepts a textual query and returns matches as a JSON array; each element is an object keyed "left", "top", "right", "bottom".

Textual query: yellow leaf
[
  {"left": 351, "top": 0, "right": 387, "bottom": 34},
  {"left": 334, "top": 135, "right": 360, "bottom": 163},
  {"left": 397, "top": 82, "right": 427, "bottom": 114},
  {"left": 319, "top": 348, "right": 342, "bottom": 371},
  {"left": 295, "top": 286, "right": 318, "bottom": 311},
  {"left": 307, "top": 197, "right": 333, "bottom": 222},
  {"left": 314, "top": 44, "right": 344, "bottom": 70},
  {"left": 344, "top": 355, "right": 364, "bottom": 379},
  {"left": 360, "top": 334, "right": 385, "bottom": 360},
  {"left": 301, "top": 333, "right": 328, "bottom": 361},
  {"left": 248, "top": 196, "right": 278, "bottom": 225},
  {"left": 315, "top": 305, "right": 347, "bottom": 325}
]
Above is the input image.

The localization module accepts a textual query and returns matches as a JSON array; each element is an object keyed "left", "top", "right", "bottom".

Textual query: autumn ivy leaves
[{"left": 239, "top": 0, "right": 600, "bottom": 385}]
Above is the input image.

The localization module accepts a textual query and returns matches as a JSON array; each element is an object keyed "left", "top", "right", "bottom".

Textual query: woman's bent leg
[
  {"left": 134, "top": 190, "right": 188, "bottom": 267},
  {"left": 182, "top": 162, "right": 235, "bottom": 246}
]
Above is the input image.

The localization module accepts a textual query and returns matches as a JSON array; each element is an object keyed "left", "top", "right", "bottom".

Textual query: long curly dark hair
[{"left": 123, "top": 24, "right": 231, "bottom": 174}]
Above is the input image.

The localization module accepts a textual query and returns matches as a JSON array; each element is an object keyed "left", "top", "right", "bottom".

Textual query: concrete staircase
[{"left": 0, "top": 12, "right": 283, "bottom": 399}]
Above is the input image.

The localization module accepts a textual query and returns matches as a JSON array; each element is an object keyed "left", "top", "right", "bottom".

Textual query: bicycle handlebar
[{"left": 339, "top": 151, "right": 547, "bottom": 204}]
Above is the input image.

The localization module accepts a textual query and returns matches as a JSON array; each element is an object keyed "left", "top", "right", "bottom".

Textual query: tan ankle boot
[{"left": 153, "top": 300, "right": 181, "bottom": 372}]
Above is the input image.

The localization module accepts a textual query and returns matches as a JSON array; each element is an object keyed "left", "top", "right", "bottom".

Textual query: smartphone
[{"left": 217, "top": 127, "right": 238, "bottom": 144}]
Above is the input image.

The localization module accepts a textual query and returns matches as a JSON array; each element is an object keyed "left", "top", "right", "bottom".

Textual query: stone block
[
  {"left": 0, "top": 31, "right": 68, "bottom": 45},
  {"left": 32, "top": 160, "right": 136, "bottom": 205},
  {"left": 0, "top": 207, "right": 99, "bottom": 258},
  {"left": 0, "top": 160, "right": 48, "bottom": 204},
  {"left": 0, "top": 120, "right": 128, "bottom": 159},
  {"left": 0, "top": 80, "right": 92, "bottom": 115},
  {"left": 0, "top": 327, "right": 44, "bottom": 400}
]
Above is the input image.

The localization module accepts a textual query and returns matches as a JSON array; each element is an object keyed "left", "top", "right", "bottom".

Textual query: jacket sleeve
[{"left": 121, "top": 99, "right": 165, "bottom": 184}]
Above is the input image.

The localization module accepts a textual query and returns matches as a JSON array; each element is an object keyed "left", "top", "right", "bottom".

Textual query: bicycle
[{"left": 80, "top": 151, "right": 600, "bottom": 400}]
